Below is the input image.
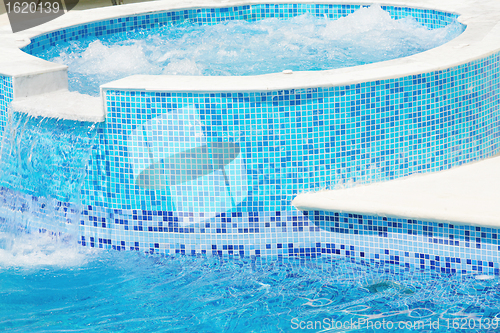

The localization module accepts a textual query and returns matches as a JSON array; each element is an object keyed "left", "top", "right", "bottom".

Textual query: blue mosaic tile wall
[
  {"left": 9, "top": 3, "right": 500, "bottom": 273},
  {"left": 305, "top": 210, "right": 500, "bottom": 275},
  {"left": 76, "top": 206, "right": 500, "bottom": 275},
  {"left": 22, "top": 4, "right": 458, "bottom": 56},
  {"left": 0, "top": 75, "right": 13, "bottom": 143},
  {"left": 76, "top": 48, "right": 500, "bottom": 271},
  {"left": 88, "top": 52, "right": 500, "bottom": 210}
]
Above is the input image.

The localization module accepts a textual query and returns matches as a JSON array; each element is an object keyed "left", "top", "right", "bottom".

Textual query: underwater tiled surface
[
  {"left": 304, "top": 211, "right": 500, "bottom": 275},
  {"left": 3, "top": 4, "right": 500, "bottom": 273},
  {"left": 22, "top": 4, "right": 457, "bottom": 56},
  {"left": 0, "top": 186, "right": 81, "bottom": 238}
]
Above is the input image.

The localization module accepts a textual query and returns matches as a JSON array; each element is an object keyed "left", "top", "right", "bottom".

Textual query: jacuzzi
[{"left": 1, "top": 0, "right": 500, "bottom": 274}]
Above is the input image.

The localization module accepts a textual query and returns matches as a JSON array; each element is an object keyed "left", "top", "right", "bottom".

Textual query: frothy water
[
  {"left": 0, "top": 231, "right": 92, "bottom": 269},
  {"left": 0, "top": 189, "right": 91, "bottom": 270},
  {"left": 37, "top": 5, "right": 464, "bottom": 96}
]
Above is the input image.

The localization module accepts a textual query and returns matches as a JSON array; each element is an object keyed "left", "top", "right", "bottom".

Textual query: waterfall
[{"left": 0, "top": 110, "right": 99, "bottom": 267}]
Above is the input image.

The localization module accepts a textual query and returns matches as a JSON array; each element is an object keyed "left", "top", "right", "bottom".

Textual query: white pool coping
[
  {"left": 293, "top": 155, "right": 500, "bottom": 227},
  {"left": 0, "top": 0, "right": 498, "bottom": 119}
]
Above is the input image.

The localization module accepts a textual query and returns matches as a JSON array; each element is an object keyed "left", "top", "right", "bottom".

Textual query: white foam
[
  {"left": 162, "top": 58, "right": 204, "bottom": 75},
  {"left": 42, "top": 5, "right": 463, "bottom": 96},
  {"left": 55, "top": 40, "right": 160, "bottom": 75},
  {"left": 0, "top": 231, "right": 93, "bottom": 269}
]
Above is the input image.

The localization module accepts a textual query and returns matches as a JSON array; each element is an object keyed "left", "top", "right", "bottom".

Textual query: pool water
[
  {"left": 37, "top": 5, "right": 464, "bottom": 96},
  {"left": 1, "top": 112, "right": 498, "bottom": 332},
  {"left": 1, "top": 3, "right": 494, "bottom": 332},
  {"left": 1, "top": 230, "right": 499, "bottom": 332}
]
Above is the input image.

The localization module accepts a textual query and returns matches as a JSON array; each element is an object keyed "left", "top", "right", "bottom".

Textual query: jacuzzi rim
[{"left": 1, "top": 0, "right": 500, "bottom": 100}]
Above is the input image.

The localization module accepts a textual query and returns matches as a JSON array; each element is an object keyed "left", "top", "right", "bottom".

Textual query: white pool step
[
  {"left": 292, "top": 155, "right": 500, "bottom": 228},
  {"left": 9, "top": 90, "right": 105, "bottom": 122}
]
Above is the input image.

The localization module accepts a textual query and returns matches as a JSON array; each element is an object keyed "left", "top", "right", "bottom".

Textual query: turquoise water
[
  {"left": 36, "top": 5, "right": 464, "bottom": 96},
  {"left": 0, "top": 113, "right": 498, "bottom": 332},
  {"left": 0, "top": 5, "right": 492, "bottom": 332},
  {"left": 1, "top": 233, "right": 500, "bottom": 332},
  {"left": 0, "top": 113, "right": 98, "bottom": 203}
]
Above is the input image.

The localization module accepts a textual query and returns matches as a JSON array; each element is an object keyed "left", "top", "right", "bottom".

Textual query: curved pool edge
[{"left": 0, "top": 0, "right": 499, "bottom": 104}]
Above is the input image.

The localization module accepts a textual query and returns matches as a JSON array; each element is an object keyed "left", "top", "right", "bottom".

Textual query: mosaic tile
[
  {"left": 79, "top": 47, "right": 500, "bottom": 269},
  {"left": 0, "top": 75, "right": 13, "bottom": 141},
  {"left": 0, "top": 4, "right": 499, "bottom": 274}
]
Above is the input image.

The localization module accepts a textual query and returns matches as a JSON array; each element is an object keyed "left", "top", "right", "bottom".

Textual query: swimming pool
[
  {"left": 1, "top": 0, "right": 500, "bottom": 272},
  {"left": 1, "top": 0, "right": 500, "bottom": 331},
  {"left": 0, "top": 109, "right": 497, "bottom": 332},
  {"left": 34, "top": 4, "right": 464, "bottom": 96}
]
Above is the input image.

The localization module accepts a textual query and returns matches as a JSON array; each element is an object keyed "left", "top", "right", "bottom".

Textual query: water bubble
[{"left": 38, "top": 5, "right": 464, "bottom": 96}]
